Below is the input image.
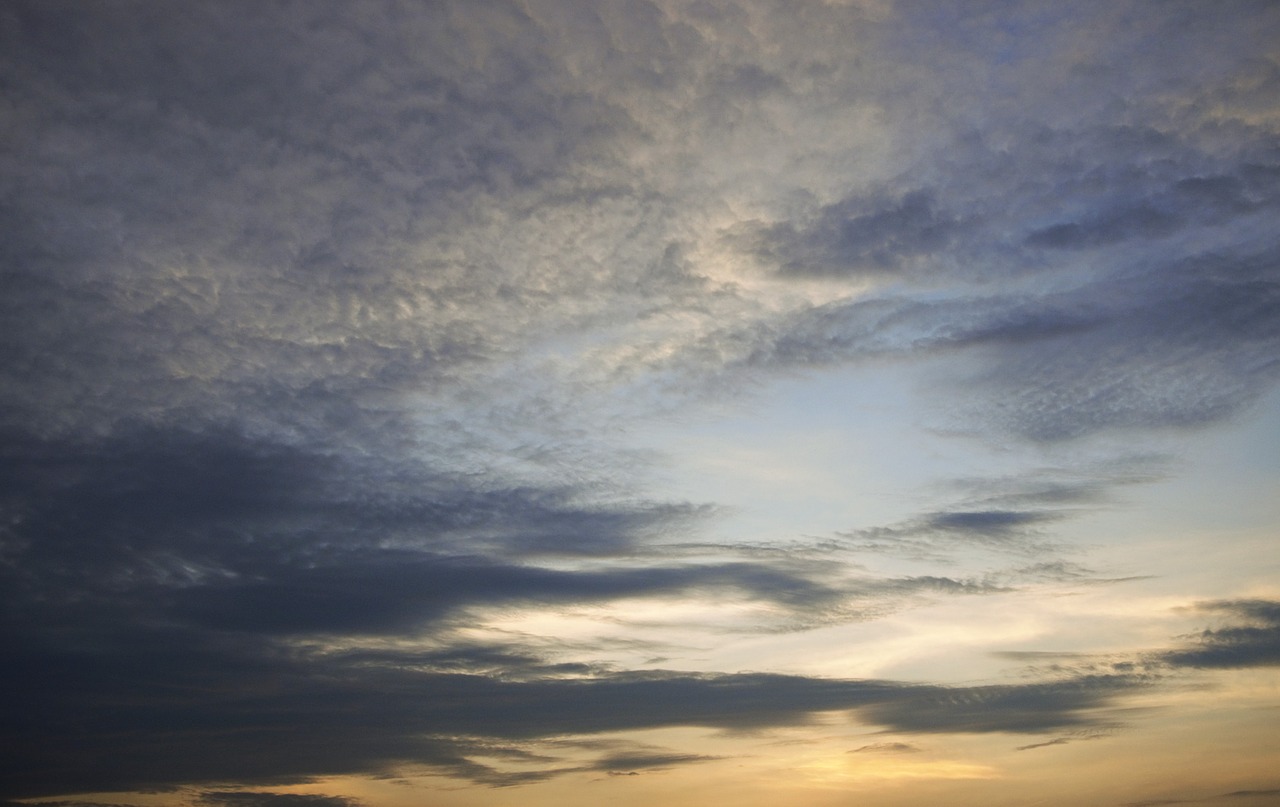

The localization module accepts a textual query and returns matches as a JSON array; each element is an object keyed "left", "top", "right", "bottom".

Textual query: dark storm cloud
[{"left": 1162, "top": 600, "right": 1280, "bottom": 669}]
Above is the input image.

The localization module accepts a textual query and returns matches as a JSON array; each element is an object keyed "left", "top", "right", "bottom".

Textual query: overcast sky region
[{"left": 2, "top": 1, "right": 1279, "bottom": 805}]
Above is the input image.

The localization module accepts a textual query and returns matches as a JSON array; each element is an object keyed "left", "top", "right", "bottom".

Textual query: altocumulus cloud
[{"left": 3, "top": 0, "right": 1280, "bottom": 802}]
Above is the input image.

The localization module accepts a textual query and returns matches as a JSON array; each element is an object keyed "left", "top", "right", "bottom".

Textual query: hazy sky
[{"left": 2, "top": 2, "right": 1279, "bottom": 806}]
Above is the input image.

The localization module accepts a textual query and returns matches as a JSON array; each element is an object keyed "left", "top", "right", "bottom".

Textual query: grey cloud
[
  {"left": 589, "top": 751, "right": 720, "bottom": 774},
  {"left": 199, "top": 794, "right": 363, "bottom": 807},
  {"left": 0, "top": 0, "right": 691, "bottom": 446},
  {"left": 772, "top": 574, "right": 1014, "bottom": 631},
  {"left": 731, "top": 189, "right": 965, "bottom": 277},
  {"left": 7, "top": 0, "right": 1278, "bottom": 457},
  {"left": 0, "top": 416, "right": 1048, "bottom": 796},
  {"left": 839, "top": 508, "right": 1059, "bottom": 562},
  {"left": 1011, "top": 561, "right": 1151, "bottom": 587},
  {"left": 1015, "top": 731, "right": 1109, "bottom": 751},
  {"left": 946, "top": 457, "right": 1172, "bottom": 510},
  {"left": 0, "top": 421, "right": 908, "bottom": 798},
  {"left": 3, "top": 1, "right": 1279, "bottom": 802},
  {"left": 1015, "top": 737, "right": 1071, "bottom": 750},
  {"left": 849, "top": 742, "right": 921, "bottom": 754},
  {"left": 168, "top": 555, "right": 842, "bottom": 636},
  {"left": 925, "top": 510, "right": 1060, "bottom": 537},
  {"left": 669, "top": 286, "right": 1108, "bottom": 380},
  {"left": 1123, "top": 791, "right": 1280, "bottom": 807},
  {"left": 1163, "top": 600, "right": 1280, "bottom": 669},
  {"left": 1, "top": 639, "right": 1146, "bottom": 799},
  {"left": 995, "top": 599, "right": 1280, "bottom": 683},
  {"left": 1024, "top": 164, "right": 1280, "bottom": 251},
  {"left": 858, "top": 675, "right": 1143, "bottom": 735},
  {"left": 710, "top": 239, "right": 1280, "bottom": 442},
  {"left": 663, "top": 22, "right": 1280, "bottom": 444},
  {"left": 0, "top": 425, "right": 843, "bottom": 641},
  {"left": 977, "top": 256, "right": 1280, "bottom": 441},
  {"left": 1025, "top": 205, "right": 1180, "bottom": 249},
  {"left": 333, "top": 644, "right": 605, "bottom": 680}
]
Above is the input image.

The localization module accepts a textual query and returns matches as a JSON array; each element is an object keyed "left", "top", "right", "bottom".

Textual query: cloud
[
  {"left": 0, "top": 422, "right": 863, "bottom": 640},
  {"left": 728, "top": 189, "right": 966, "bottom": 277},
  {"left": 0, "top": 420, "right": 1029, "bottom": 799},
  {"left": 588, "top": 751, "right": 720, "bottom": 774},
  {"left": 1, "top": 651, "right": 1148, "bottom": 798},
  {"left": 1163, "top": 600, "right": 1280, "bottom": 669},
  {"left": 3, "top": 1, "right": 1279, "bottom": 803},
  {"left": 849, "top": 742, "right": 922, "bottom": 754},
  {"left": 5, "top": 0, "right": 1279, "bottom": 455},
  {"left": 1015, "top": 737, "right": 1072, "bottom": 751},
  {"left": 838, "top": 508, "right": 1060, "bottom": 561},
  {"left": 199, "top": 794, "right": 363, "bottom": 807},
  {"left": 1015, "top": 731, "right": 1109, "bottom": 751},
  {"left": 1123, "top": 790, "right": 1280, "bottom": 807},
  {"left": 925, "top": 510, "right": 1059, "bottom": 537},
  {"left": 698, "top": 238, "right": 1280, "bottom": 442},
  {"left": 856, "top": 675, "right": 1143, "bottom": 735}
]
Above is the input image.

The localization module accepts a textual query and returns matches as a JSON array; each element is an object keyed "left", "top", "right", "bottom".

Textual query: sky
[{"left": 2, "top": 1, "right": 1279, "bottom": 805}]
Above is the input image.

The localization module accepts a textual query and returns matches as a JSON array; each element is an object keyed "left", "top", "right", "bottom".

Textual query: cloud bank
[{"left": 2, "top": 0, "right": 1278, "bottom": 802}]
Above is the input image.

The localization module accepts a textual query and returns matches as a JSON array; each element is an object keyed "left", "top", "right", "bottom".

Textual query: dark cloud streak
[
  {"left": 1163, "top": 601, "right": 1280, "bottom": 669},
  {"left": 1, "top": 645, "right": 1145, "bottom": 798}
]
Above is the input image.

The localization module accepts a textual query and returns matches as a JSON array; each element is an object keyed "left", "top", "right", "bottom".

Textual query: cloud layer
[{"left": 2, "top": 0, "right": 1279, "bottom": 803}]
